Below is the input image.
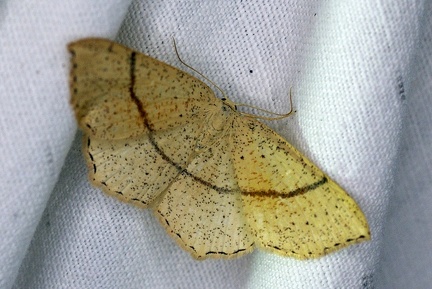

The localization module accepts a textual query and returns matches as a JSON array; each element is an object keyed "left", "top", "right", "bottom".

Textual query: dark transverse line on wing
[{"left": 127, "top": 51, "right": 327, "bottom": 198}]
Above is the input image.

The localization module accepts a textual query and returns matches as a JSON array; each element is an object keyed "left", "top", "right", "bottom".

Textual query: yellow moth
[{"left": 68, "top": 38, "right": 370, "bottom": 260}]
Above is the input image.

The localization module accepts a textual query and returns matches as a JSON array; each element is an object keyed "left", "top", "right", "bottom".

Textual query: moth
[{"left": 69, "top": 38, "right": 370, "bottom": 259}]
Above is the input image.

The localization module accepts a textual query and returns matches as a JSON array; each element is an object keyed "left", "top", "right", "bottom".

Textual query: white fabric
[{"left": 0, "top": 0, "right": 429, "bottom": 288}]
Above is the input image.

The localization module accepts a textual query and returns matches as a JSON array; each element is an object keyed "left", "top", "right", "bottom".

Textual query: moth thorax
[{"left": 194, "top": 105, "right": 231, "bottom": 152}]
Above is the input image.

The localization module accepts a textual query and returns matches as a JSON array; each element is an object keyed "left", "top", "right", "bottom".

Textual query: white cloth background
[{"left": 0, "top": 0, "right": 430, "bottom": 288}]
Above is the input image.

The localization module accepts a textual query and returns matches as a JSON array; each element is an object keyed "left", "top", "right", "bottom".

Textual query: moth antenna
[
  {"left": 172, "top": 38, "right": 294, "bottom": 120},
  {"left": 236, "top": 88, "right": 295, "bottom": 120},
  {"left": 172, "top": 38, "right": 234, "bottom": 107}
]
